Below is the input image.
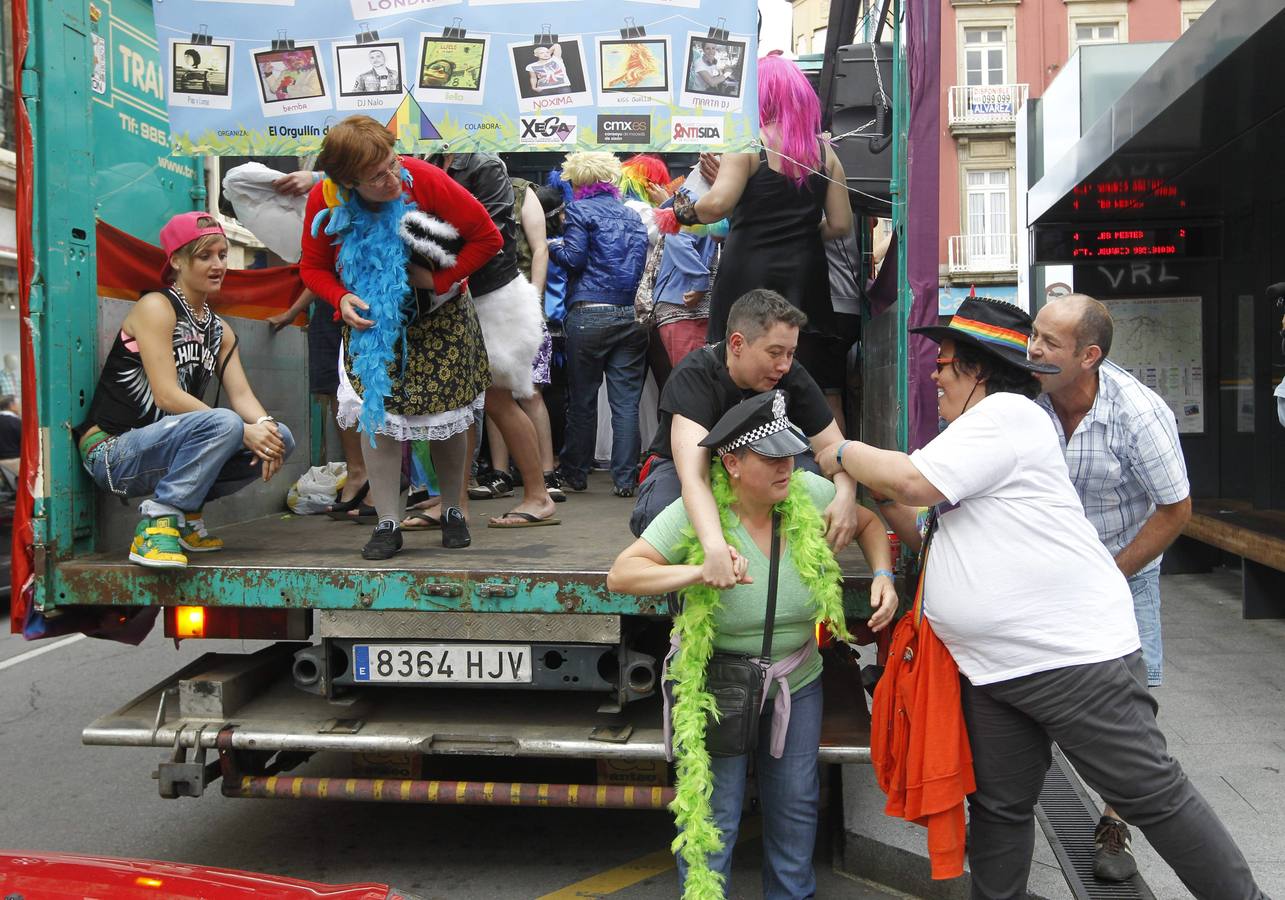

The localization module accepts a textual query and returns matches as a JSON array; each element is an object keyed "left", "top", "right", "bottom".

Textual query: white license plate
[{"left": 353, "top": 644, "right": 532, "bottom": 684}]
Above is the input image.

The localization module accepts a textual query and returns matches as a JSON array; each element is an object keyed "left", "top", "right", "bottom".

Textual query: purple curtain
[{"left": 905, "top": 0, "right": 941, "bottom": 450}]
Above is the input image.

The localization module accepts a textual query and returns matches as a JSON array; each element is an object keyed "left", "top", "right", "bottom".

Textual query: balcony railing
[
  {"left": 948, "top": 84, "right": 1029, "bottom": 127},
  {"left": 948, "top": 233, "right": 1019, "bottom": 274}
]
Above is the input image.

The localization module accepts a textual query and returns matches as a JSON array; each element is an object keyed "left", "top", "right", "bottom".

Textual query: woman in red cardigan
[{"left": 300, "top": 115, "right": 501, "bottom": 560}]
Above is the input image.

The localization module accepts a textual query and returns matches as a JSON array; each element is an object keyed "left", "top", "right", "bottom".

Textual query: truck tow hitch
[{"left": 155, "top": 725, "right": 223, "bottom": 798}]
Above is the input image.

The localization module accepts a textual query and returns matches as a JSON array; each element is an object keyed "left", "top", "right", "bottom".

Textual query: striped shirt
[{"left": 1037, "top": 360, "right": 1189, "bottom": 573}]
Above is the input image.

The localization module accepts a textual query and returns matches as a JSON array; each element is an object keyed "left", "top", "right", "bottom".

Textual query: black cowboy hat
[
  {"left": 699, "top": 390, "right": 810, "bottom": 459},
  {"left": 910, "top": 296, "right": 1060, "bottom": 375}
]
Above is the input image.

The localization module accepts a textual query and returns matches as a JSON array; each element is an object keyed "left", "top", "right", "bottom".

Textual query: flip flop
[
  {"left": 401, "top": 510, "right": 442, "bottom": 531},
  {"left": 488, "top": 510, "right": 561, "bottom": 529}
]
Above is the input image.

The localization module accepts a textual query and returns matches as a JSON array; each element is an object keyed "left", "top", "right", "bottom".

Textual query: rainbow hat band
[{"left": 910, "top": 296, "right": 1060, "bottom": 375}]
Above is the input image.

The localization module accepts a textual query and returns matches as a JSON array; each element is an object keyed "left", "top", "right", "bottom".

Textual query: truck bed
[{"left": 55, "top": 483, "right": 879, "bottom": 616}]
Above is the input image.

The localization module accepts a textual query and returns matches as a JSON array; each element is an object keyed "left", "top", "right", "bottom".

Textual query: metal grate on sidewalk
[{"left": 1034, "top": 744, "right": 1156, "bottom": 900}]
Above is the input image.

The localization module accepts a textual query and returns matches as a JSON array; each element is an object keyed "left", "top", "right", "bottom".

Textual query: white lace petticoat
[{"left": 336, "top": 361, "right": 484, "bottom": 442}]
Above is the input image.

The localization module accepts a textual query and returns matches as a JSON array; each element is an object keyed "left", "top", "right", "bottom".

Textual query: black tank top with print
[{"left": 83, "top": 288, "right": 225, "bottom": 436}]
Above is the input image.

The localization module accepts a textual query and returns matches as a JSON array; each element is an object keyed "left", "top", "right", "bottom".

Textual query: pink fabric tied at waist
[{"left": 662, "top": 633, "right": 815, "bottom": 761}]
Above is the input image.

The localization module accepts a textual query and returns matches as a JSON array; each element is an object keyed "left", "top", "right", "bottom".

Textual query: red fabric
[
  {"left": 657, "top": 318, "right": 709, "bottom": 367},
  {"left": 870, "top": 611, "right": 976, "bottom": 879},
  {"left": 10, "top": 0, "right": 32, "bottom": 629},
  {"left": 299, "top": 156, "right": 502, "bottom": 307},
  {"left": 96, "top": 221, "right": 305, "bottom": 321}
]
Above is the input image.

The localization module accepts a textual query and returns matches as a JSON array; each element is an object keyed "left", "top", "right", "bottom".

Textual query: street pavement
[{"left": 0, "top": 614, "right": 900, "bottom": 899}]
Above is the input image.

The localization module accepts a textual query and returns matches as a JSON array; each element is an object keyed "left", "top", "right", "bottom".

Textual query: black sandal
[{"left": 324, "top": 481, "right": 370, "bottom": 520}]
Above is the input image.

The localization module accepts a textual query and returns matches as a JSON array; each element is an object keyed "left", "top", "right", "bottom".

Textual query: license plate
[{"left": 353, "top": 644, "right": 532, "bottom": 684}]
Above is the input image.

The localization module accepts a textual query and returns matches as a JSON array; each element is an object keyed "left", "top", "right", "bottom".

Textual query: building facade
[
  {"left": 790, "top": 0, "right": 833, "bottom": 56},
  {"left": 938, "top": 0, "right": 1213, "bottom": 311}
]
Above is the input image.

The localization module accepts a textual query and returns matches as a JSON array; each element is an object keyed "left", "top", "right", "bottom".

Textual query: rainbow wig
[
  {"left": 619, "top": 154, "right": 671, "bottom": 204},
  {"left": 758, "top": 54, "right": 822, "bottom": 187}
]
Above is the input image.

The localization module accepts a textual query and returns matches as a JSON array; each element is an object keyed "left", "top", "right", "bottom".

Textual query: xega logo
[{"left": 520, "top": 115, "right": 577, "bottom": 144}]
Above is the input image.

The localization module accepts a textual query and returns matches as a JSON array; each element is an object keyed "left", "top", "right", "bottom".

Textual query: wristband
[
  {"left": 256, "top": 415, "right": 276, "bottom": 426},
  {"left": 673, "top": 193, "right": 701, "bottom": 226},
  {"left": 873, "top": 568, "right": 895, "bottom": 580},
  {"left": 835, "top": 440, "right": 853, "bottom": 467}
]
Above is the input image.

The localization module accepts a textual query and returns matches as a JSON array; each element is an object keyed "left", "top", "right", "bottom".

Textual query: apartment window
[
  {"left": 966, "top": 170, "right": 1011, "bottom": 263},
  {"left": 796, "top": 34, "right": 810, "bottom": 55},
  {"left": 812, "top": 27, "right": 828, "bottom": 52},
  {"left": 963, "top": 28, "right": 1007, "bottom": 87},
  {"left": 1074, "top": 22, "right": 1120, "bottom": 48}
]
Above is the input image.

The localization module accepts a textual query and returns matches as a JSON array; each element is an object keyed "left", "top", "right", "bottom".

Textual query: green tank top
[{"left": 511, "top": 177, "right": 534, "bottom": 281}]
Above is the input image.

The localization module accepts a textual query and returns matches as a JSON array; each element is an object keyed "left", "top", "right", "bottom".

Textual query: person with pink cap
[{"left": 74, "top": 211, "right": 294, "bottom": 568}]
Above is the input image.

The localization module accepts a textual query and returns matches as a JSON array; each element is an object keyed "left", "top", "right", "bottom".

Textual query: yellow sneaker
[
  {"left": 129, "top": 515, "right": 188, "bottom": 569},
  {"left": 178, "top": 514, "right": 224, "bottom": 552}
]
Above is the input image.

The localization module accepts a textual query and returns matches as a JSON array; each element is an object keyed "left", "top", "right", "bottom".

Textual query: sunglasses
[{"left": 935, "top": 357, "right": 957, "bottom": 373}]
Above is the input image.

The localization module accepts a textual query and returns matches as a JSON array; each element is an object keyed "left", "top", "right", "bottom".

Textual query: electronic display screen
[{"left": 1032, "top": 222, "right": 1222, "bottom": 264}]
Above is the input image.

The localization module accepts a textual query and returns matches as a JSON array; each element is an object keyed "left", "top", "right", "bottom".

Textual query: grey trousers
[{"left": 962, "top": 651, "right": 1267, "bottom": 900}]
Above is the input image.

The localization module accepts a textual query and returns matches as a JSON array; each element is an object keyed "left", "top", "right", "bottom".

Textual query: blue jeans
[
  {"left": 562, "top": 304, "right": 647, "bottom": 488},
  {"left": 677, "top": 677, "right": 823, "bottom": 900},
  {"left": 1128, "top": 567, "right": 1163, "bottom": 687},
  {"left": 85, "top": 409, "right": 296, "bottom": 515}
]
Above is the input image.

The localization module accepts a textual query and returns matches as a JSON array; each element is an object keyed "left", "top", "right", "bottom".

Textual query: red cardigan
[
  {"left": 299, "top": 155, "right": 502, "bottom": 309},
  {"left": 871, "top": 609, "right": 976, "bottom": 880}
]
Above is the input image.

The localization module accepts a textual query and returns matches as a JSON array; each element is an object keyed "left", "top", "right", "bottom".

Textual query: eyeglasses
[
  {"left": 355, "top": 157, "right": 401, "bottom": 188},
  {"left": 935, "top": 357, "right": 957, "bottom": 373}
]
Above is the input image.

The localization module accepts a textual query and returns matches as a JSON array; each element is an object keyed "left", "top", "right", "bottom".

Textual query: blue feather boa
[{"left": 310, "top": 170, "right": 415, "bottom": 442}]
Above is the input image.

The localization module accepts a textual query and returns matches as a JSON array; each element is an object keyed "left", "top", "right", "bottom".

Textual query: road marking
[
  {"left": 0, "top": 634, "right": 86, "bottom": 672},
  {"left": 536, "top": 817, "right": 763, "bottom": 899}
]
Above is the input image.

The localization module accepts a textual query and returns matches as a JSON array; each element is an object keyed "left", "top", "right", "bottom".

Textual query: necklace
[{"left": 172, "top": 285, "right": 210, "bottom": 326}]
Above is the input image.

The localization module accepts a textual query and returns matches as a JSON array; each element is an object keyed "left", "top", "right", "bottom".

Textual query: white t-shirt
[
  {"left": 909, "top": 391, "right": 1140, "bottom": 685},
  {"left": 526, "top": 57, "right": 570, "bottom": 91}
]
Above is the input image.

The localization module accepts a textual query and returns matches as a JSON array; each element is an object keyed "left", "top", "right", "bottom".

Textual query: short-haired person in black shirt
[{"left": 630, "top": 289, "right": 861, "bottom": 587}]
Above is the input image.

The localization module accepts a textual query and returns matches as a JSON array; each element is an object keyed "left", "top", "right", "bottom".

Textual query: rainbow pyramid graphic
[{"left": 385, "top": 89, "right": 441, "bottom": 149}]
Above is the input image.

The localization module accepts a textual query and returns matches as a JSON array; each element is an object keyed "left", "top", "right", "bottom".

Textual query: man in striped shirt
[{"left": 1029, "top": 293, "right": 1192, "bottom": 883}]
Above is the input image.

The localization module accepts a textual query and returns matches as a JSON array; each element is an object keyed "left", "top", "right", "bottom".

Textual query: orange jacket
[{"left": 870, "top": 610, "right": 976, "bottom": 879}]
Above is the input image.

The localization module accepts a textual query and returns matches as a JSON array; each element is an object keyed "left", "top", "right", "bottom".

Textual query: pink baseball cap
[{"left": 159, "top": 211, "right": 226, "bottom": 284}]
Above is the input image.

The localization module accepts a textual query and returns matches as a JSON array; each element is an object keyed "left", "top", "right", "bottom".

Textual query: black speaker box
[{"left": 829, "top": 42, "right": 895, "bottom": 210}]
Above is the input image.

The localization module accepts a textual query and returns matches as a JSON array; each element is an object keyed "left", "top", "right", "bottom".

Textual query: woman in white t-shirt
[{"left": 815, "top": 297, "right": 1267, "bottom": 900}]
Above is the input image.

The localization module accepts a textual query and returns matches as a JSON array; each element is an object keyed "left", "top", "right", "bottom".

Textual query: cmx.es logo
[{"left": 596, "top": 115, "right": 651, "bottom": 145}]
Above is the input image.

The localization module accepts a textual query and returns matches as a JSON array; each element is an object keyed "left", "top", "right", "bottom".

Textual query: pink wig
[{"left": 757, "top": 54, "right": 822, "bottom": 187}]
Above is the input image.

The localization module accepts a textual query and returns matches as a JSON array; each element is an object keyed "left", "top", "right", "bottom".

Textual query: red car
[{"left": 0, "top": 851, "right": 428, "bottom": 899}]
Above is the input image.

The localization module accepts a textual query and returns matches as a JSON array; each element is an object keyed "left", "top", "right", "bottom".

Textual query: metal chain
[{"left": 172, "top": 285, "right": 211, "bottom": 327}]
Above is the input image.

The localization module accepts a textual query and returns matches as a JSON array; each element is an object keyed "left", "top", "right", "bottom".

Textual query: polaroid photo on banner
[
  {"left": 594, "top": 35, "right": 670, "bottom": 107},
  {"left": 170, "top": 39, "right": 234, "bottom": 110},
  {"left": 508, "top": 36, "right": 592, "bottom": 114},
  {"left": 251, "top": 42, "right": 331, "bottom": 117},
  {"left": 195, "top": 0, "right": 294, "bottom": 5},
  {"left": 334, "top": 40, "right": 405, "bottom": 111},
  {"left": 414, "top": 31, "right": 491, "bottom": 106},
  {"left": 679, "top": 31, "right": 748, "bottom": 113},
  {"left": 624, "top": 0, "right": 701, "bottom": 7},
  {"left": 469, "top": 0, "right": 584, "bottom": 5}
]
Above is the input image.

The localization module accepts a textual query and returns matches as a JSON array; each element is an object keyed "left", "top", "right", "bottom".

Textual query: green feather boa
[{"left": 667, "top": 465, "right": 853, "bottom": 899}]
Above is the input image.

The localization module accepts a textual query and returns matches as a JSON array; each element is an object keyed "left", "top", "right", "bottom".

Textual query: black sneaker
[
  {"left": 361, "top": 522, "right": 403, "bottom": 560},
  {"left": 441, "top": 507, "right": 471, "bottom": 549},
  {"left": 468, "top": 469, "right": 514, "bottom": 500},
  {"left": 1093, "top": 816, "right": 1138, "bottom": 882},
  {"left": 612, "top": 484, "right": 635, "bottom": 498},
  {"left": 557, "top": 466, "right": 588, "bottom": 492},
  {"left": 544, "top": 471, "right": 567, "bottom": 503}
]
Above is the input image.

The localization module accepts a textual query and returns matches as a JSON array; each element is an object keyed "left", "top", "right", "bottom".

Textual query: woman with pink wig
[{"left": 666, "top": 54, "right": 852, "bottom": 392}]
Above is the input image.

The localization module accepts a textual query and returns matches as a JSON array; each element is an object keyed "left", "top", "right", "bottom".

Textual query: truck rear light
[
  {"left": 164, "top": 607, "right": 311, "bottom": 641},
  {"left": 175, "top": 606, "right": 205, "bottom": 638}
]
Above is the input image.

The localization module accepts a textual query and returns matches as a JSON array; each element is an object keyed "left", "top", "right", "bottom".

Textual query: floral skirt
[{"left": 338, "top": 293, "right": 491, "bottom": 441}]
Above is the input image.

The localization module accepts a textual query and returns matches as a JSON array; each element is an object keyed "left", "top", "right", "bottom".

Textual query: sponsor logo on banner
[
  {"left": 596, "top": 114, "right": 651, "bottom": 145},
  {"left": 520, "top": 115, "right": 578, "bottom": 145},
  {"left": 671, "top": 116, "right": 725, "bottom": 144}
]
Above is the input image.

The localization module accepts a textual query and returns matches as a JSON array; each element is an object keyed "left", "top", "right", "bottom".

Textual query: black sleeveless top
[
  {"left": 84, "top": 288, "right": 224, "bottom": 436},
  {"left": 706, "top": 141, "right": 834, "bottom": 343}
]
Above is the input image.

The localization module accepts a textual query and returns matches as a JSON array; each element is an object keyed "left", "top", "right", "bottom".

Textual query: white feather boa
[{"left": 470, "top": 273, "right": 544, "bottom": 398}]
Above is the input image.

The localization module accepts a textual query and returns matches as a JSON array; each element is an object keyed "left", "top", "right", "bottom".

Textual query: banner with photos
[{"left": 153, "top": 0, "right": 758, "bottom": 155}]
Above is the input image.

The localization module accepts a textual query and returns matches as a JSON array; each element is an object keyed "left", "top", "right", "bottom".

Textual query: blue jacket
[{"left": 549, "top": 193, "right": 648, "bottom": 306}]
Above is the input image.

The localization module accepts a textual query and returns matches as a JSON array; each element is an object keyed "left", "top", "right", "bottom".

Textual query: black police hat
[{"left": 698, "top": 390, "right": 810, "bottom": 459}]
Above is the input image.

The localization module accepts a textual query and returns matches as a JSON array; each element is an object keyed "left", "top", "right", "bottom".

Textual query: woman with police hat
[
  {"left": 608, "top": 390, "right": 897, "bottom": 900},
  {"left": 816, "top": 296, "right": 1267, "bottom": 900}
]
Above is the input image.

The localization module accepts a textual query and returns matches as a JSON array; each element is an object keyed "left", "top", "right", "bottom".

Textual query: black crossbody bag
[{"left": 703, "top": 511, "right": 782, "bottom": 758}]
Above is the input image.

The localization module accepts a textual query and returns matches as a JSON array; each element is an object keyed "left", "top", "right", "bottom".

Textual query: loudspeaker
[{"left": 829, "top": 43, "right": 895, "bottom": 210}]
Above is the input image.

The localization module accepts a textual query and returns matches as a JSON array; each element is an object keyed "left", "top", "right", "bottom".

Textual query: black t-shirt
[
  {"left": 0, "top": 412, "right": 20, "bottom": 458},
  {"left": 647, "top": 341, "right": 833, "bottom": 459}
]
